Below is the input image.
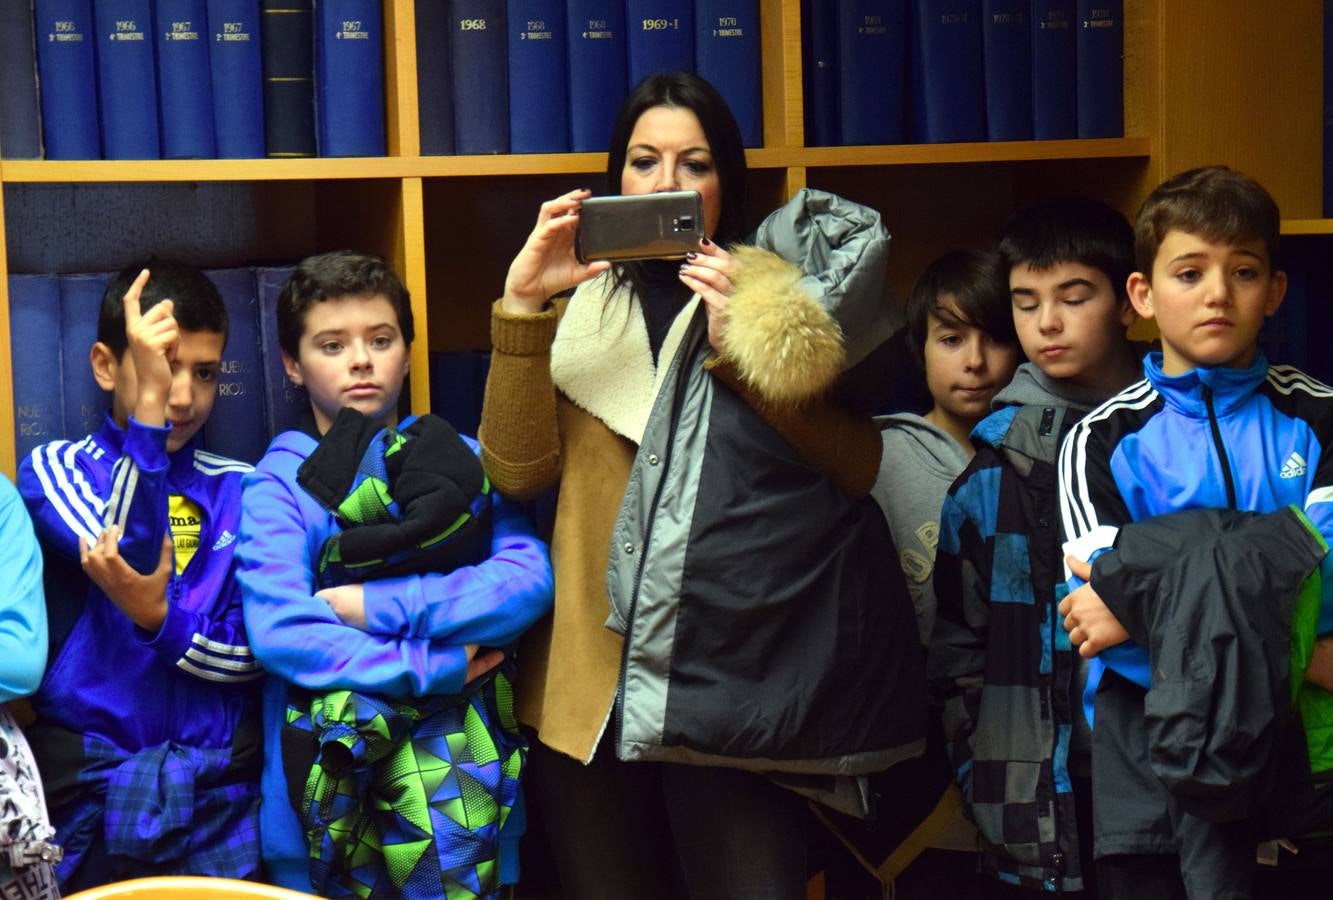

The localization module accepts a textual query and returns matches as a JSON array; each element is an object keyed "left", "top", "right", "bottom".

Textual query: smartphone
[{"left": 574, "top": 191, "right": 705, "bottom": 263}]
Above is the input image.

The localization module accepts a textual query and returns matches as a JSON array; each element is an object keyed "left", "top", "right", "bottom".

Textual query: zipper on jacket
[{"left": 1203, "top": 386, "right": 1238, "bottom": 508}]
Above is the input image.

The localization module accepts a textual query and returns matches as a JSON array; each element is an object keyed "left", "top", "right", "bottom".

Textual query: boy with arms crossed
[{"left": 18, "top": 263, "right": 262, "bottom": 890}]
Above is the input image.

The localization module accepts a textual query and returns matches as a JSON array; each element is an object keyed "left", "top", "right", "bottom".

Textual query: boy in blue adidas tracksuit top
[
  {"left": 1059, "top": 166, "right": 1333, "bottom": 897},
  {"left": 236, "top": 251, "right": 553, "bottom": 898},
  {"left": 17, "top": 262, "right": 263, "bottom": 891}
]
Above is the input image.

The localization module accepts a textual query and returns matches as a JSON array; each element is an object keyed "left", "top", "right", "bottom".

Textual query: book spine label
[
  {"left": 566, "top": 0, "right": 626, "bottom": 152},
  {"left": 203, "top": 268, "right": 267, "bottom": 462},
  {"left": 261, "top": 0, "right": 314, "bottom": 157},
  {"left": 156, "top": 0, "right": 218, "bottom": 159},
  {"left": 450, "top": 0, "right": 508, "bottom": 154},
  {"left": 507, "top": 0, "right": 570, "bottom": 153},
  {"left": 837, "top": 0, "right": 907, "bottom": 146},
  {"left": 694, "top": 0, "right": 762, "bottom": 147},
  {"left": 207, "top": 0, "right": 265, "bottom": 157},
  {"left": 801, "top": 0, "right": 838, "bottom": 146},
  {"left": 93, "top": 0, "right": 161, "bottom": 159},
  {"left": 1075, "top": 0, "right": 1123, "bottom": 138},
  {"left": 34, "top": 0, "right": 101, "bottom": 159},
  {"left": 909, "top": 1, "right": 985, "bottom": 144},
  {"left": 625, "top": 0, "right": 694, "bottom": 87},
  {"left": 1031, "top": 0, "right": 1076, "bottom": 139},
  {"left": 314, "top": 0, "right": 386, "bottom": 156},
  {"left": 981, "top": 0, "right": 1032, "bottom": 141}
]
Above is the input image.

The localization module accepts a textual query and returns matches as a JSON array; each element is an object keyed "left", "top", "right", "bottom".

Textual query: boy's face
[
  {"left": 282, "top": 293, "right": 409, "bottom": 434},
  {"left": 923, "top": 297, "right": 1021, "bottom": 426},
  {"left": 1010, "top": 261, "right": 1136, "bottom": 389},
  {"left": 97, "top": 329, "right": 224, "bottom": 453},
  {"left": 1127, "top": 229, "right": 1285, "bottom": 375}
]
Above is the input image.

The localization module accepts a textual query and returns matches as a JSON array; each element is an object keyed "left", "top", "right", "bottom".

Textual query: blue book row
[
  {"left": 803, "top": 0, "right": 1123, "bottom": 147},
  {"left": 8, "top": 266, "right": 495, "bottom": 464},
  {"left": 417, "top": 0, "right": 763, "bottom": 155},
  {"left": 2, "top": 0, "right": 383, "bottom": 160}
]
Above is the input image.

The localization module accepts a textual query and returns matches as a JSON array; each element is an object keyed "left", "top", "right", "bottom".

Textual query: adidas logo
[
  {"left": 212, "top": 530, "right": 237, "bottom": 551},
  {"left": 1279, "top": 452, "right": 1307, "bottom": 479}
]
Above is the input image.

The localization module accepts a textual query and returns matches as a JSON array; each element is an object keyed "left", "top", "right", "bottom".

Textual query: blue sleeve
[
  {"left": 0, "top": 477, "right": 47, "bottom": 702},
  {"left": 143, "top": 566, "right": 262, "bottom": 688},
  {"left": 238, "top": 465, "right": 471, "bottom": 700},
  {"left": 19, "top": 436, "right": 109, "bottom": 564},
  {"left": 104, "top": 418, "right": 173, "bottom": 575},
  {"left": 361, "top": 491, "right": 553, "bottom": 646}
]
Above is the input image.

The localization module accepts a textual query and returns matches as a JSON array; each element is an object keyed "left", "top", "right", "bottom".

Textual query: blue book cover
[
  {"left": 314, "top": 0, "right": 385, "bottom": 157},
  {"left": 1075, "top": 0, "right": 1122, "bottom": 138},
  {"left": 1326, "top": 0, "right": 1333, "bottom": 216},
  {"left": 7, "top": 275, "right": 64, "bottom": 461},
  {"left": 0, "top": 1, "right": 42, "bottom": 159},
  {"left": 981, "top": 0, "right": 1031, "bottom": 141},
  {"left": 261, "top": 0, "right": 314, "bottom": 157},
  {"left": 94, "top": 0, "right": 161, "bottom": 159},
  {"left": 837, "top": 0, "right": 906, "bottom": 146},
  {"left": 428, "top": 350, "right": 491, "bottom": 438},
  {"left": 507, "top": 0, "right": 569, "bottom": 153},
  {"left": 909, "top": 1, "right": 985, "bottom": 143},
  {"left": 415, "top": 0, "right": 453, "bottom": 154},
  {"left": 256, "top": 266, "right": 306, "bottom": 439},
  {"left": 34, "top": 0, "right": 101, "bottom": 159},
  {"left": 155, "top": 0, "right": 217, "bottom": 159},
  {"left": 695, "top": 0, "right": 761, "bottom": 147},
  {"left": 625, "top": 0, "right": 693, "bottom": 87},
  {"left": 59, "top": 273, "right": 111, "bottom": 440},
  {"left": 801, "top": 0, "right": 838, "bottom": 146},
  {"left": 206, "top": 0, "right": 265, "bottom": 157},
  {"left": 566, "top": 1, "right": 626, "bottom": 152},
  {"left": 1031, "top": 0, "right": 1075, "bottom": 139},
  {"left": 203, "top": 267, "right": 267, "bottom": 462},
  {"left": 450, "top": 0, "right": 507, "bottom": 154}
]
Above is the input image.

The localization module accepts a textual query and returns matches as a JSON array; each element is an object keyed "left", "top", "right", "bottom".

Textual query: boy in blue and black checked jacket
[{"left": 929, "top": 198, "right": 1145, "bottom": 894}]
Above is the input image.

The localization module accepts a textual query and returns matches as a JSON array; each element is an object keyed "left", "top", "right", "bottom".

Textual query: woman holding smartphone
[{"left": 480, "top": 72, "right": 928, "bottom": 899}]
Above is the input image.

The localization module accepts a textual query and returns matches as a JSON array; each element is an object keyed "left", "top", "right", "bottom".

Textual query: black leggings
[{"left": 523, "top": 736, "right": 809, "bottom": 900}]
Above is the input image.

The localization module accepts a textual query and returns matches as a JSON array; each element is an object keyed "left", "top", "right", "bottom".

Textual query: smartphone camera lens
[{"left": 675, "top": 215, "right": 694, "bottom": 232}]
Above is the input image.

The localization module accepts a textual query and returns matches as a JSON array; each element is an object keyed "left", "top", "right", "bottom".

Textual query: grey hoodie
[{"left": 872, "top": 413, "right": 971, "bottom": 645}]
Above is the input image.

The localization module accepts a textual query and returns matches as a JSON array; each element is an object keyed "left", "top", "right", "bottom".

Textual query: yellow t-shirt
[{"left": 168, "top": 494, "right": 204, "bottom": 575}]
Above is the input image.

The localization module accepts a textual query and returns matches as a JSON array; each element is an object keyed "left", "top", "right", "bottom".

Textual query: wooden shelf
[
  {"left": 1281, "top": 219, "right": 1333, "bottom": 235},
  {"left": 753, "top": 137, "right": 1152, "bottom": 168}
]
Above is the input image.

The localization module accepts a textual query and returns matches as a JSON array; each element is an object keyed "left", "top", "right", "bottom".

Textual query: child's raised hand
[
  {"left": 123, "top": 269, "right": 179, "bottom": 426},
  {"left": 1060, "top": 555, "right": 1130, "bottom": 658},
  {"left": 316, "top": 584, "right": 367, "bottom": 630}
]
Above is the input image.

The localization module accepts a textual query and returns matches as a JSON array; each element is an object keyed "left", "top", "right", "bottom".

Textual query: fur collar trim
[{"left": 550, "top": 273, "right": 699, "bottom": 445}]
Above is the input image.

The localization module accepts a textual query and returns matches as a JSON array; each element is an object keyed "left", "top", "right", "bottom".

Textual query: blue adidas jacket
[
  {"left": 236, "top": 424, "right": 554, "bottom": 890},
  {"left": 17, "top": 415, "right": 262, "bottom": 751},
  {"left": 1059, "top": 353, "right": 1333, "bottom": 709}
]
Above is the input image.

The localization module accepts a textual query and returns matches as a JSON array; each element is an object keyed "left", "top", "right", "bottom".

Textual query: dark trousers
[{"left": 523, "top": 736, "right": 809, "bottom": 900}]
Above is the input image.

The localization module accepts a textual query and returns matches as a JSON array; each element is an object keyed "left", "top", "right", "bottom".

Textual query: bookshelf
[{"left": 0, "top": 0, "right": 1322, "bottom": 477}]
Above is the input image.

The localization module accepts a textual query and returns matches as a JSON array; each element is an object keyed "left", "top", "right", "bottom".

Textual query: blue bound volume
[
  {"left": 625, "top": 0, "right": 693, "bottom": 87},
  {"left": 261, "top": 0, "right": 315, "bottom": 157},
  {"left": 0, "top": 0, "right": 42, "bottom": 159},
  {"left": 909, "top": 1, "right": 985, "bottom": 143},
  {"left": 507, "top": 0, "right": 570, "bottom": 153},
  {"left": 256, "top": 266, "right": 306, "bottom": 440},
  {"left": 1326, "top": 0, "right": 1333, "bottom": 216},
  {"left": 695, "top": 0, "right": 762, "bottom": 147},
  {"left": 416, "top": 0, "right": 454, "bottom": 154},
  {"left": 8, "top": 275, "right": 64, "bottom": 460},
  {"left": 203, "top": 268, "right": 268, "bottom": 462},
  {"left": 207, "top": 0, "right": 265, "bottom": 158},
  {"left": 94, "top": 0, "right": 161, "bottom": 159},
  {"left": 566, "top": 0, "right": 626, "bottom": 152},
  {"left": 155, "top": 0, "right": 217, "bottom": 159},
  {"left": 1075, "top": 0, "right": 1123, "bottom": 138},
  {"left": 838, "top": 0, "right": 906, "bottom": 146},
  {"left": 801, "top": 0, "right": 838, "bottom": 146},
  {"left": 981, "top": 0, "right": 1031, "bottom": 141},
  {"left": 450, "top": 0, "right": 508, "bottom": 154},
  {"left": 314, "top": 0, "right": 386, "bottom": 157},
  {"left": 59, "top": 273, "right": 112, "bottom": 439},
  {"left": 1031, "top": 0, "right": 1076, "bottom": 139},
  {"left": 34, "top": 0, "right": 100, "bottom": 159}
]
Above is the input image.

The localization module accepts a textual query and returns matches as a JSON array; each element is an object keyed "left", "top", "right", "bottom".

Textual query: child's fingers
[
  {"left": 1065, "top": 554, "right": 1093, "bottom": 581},
  {"left": 122, "top": 269, "right": 151, "bottom": 325}
]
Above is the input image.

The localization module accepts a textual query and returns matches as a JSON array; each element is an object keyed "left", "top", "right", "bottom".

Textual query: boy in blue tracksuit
[
  {"left": 17, "top": 262, "right": 262, "bottom": 890},
  {"left": 1059, "top": 166, "right": 1333, "bottom": 897},
  {"left": 236, "top": 251, "right": 553, "bottom": 898}
]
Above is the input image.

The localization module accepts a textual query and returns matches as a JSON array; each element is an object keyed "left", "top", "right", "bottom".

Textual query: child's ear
[
  {"left": 1126, "top": 272, "right": 1154, "bottom": 321},
  {"left": 1264, "top": 270, "right": 1287, "bottom": 317},
  {"left": 90, "top": 342, "right": 118, "bottom": 391},
  {"left": 281, "top": 352, "right": 303, "bottom": 387}
]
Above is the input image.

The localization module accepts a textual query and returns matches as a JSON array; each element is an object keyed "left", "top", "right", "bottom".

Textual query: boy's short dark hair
[
  {"left": 905, "top": 248, "right": 1017, "bottom": 369},
  {"left": 1133, "top": 165, "right": 1281, "bottom": 277},
  {"left": 98, "top": 260, "right": 227, "bottom": 358},
  {"left": 277, "top": 251, "right": 414, "bottom": 359},
  {"left": 997, "top": 196, "right": 1135, "bottom": 302}
]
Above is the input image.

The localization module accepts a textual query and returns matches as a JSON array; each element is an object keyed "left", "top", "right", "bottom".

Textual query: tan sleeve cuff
[{"left": 491, "top": 298, "right": 560, "bottom": 356}]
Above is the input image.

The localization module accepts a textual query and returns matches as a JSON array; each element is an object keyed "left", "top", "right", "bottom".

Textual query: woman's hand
[
  {"left": 678, "top": 238, "right": 739, "bottom": 352},
  {"left": 502, "top": 189, "right": 611, "bottom": 315}
]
